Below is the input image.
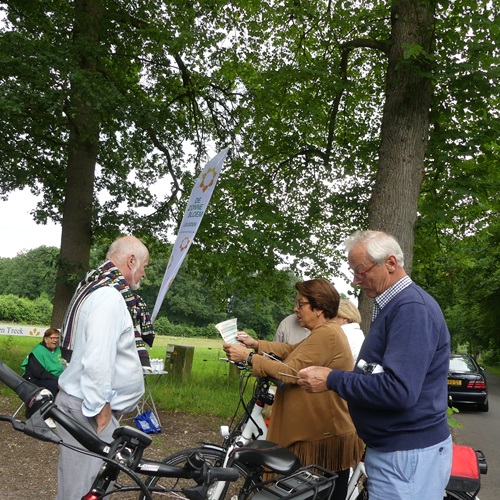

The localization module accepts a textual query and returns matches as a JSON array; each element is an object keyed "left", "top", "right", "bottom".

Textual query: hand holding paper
[
  {"left": 235, "top": 332, "right": 258, "bottom": 349},
  {"left": 222, "top": 341, "right": 249, "bottom": 364}
]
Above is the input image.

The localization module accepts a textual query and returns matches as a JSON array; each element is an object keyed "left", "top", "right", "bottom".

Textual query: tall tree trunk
[
  {"left": 51, "top": 0, "right": 102, "bottom": 327},
  {"left": 360, "top": 0, "right": 436, "bottom": 330}
]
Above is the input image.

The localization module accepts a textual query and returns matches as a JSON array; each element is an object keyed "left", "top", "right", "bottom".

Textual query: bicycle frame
[
  {"left": 222, "top": 372, "right": 274, "bottom": 445},
  {"left": 153, "top": 366, "right": 336, "bottom": 500},
  {"left": 346, "top": 460, "right": 366, "bottom": 500},
  {"left": 205, "top": 370, "right": 278, "bottom": 499}
]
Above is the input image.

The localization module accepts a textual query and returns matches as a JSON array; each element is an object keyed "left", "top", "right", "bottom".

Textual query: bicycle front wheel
[{"left": 140, "top": 447, "right": 255, "bottom": 500}]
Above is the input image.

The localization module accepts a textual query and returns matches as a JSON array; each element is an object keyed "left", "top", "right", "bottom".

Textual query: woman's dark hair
[{"left": 295, "top": 279, "right": 340, "bottom": 319}]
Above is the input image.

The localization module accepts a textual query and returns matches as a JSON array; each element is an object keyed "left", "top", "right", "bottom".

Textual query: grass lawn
[{"left": 0, "top": 335, "right": 247, "bottom": 419}]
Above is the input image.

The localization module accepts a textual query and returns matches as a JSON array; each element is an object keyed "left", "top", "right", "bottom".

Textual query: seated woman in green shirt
[{"left": 21, "top": 328, "right": 69, "bottom": 397}]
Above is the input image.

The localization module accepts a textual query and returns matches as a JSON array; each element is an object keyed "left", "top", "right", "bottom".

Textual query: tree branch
[
  {"left": 324, "top": 37, "right": 390, "bottom": 165},
  {"left": 341, "top": 37, "right": 391, "bottom": 54}
]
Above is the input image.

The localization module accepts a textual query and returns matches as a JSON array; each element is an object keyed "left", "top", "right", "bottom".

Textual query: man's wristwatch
[{"left": 247, "top": 351, "right": 254, "bottom": 366}]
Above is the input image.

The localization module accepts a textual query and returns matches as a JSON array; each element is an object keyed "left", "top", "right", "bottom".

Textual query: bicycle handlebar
[
  {"left": 0, "top": 359, "right": 110, "bottom": 454},
  {"left": 219, "top": 357, "right": 288, "bottom": 392},
  {"left": 265, "top": 375, "right": 287, "bottom": 392},
  {"left": 0, "top": 359, "right": 43, "bottom": 409},
  {"left": 138, "top": 460, "right": 239, "bottom": 482}
]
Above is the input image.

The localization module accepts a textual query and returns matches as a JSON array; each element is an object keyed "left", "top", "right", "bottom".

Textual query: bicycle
[
  {"left": 0, "top": 359, "right": 337, "bottom": 500},
  {"left": 0, "top": 359, "right": 241, "bottom": 500},
  {"left": 143, "top": 364, "right": 365, "bottom": 500},
  {"left": 0, "top": 357, "right": 487, "bottom": 500},
  {"left": 145, "top": 363, "right": 488, "bottom": 500}
]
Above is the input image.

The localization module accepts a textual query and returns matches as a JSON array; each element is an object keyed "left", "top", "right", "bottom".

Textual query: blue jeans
[{"left": 364, "top": 435, "right": 452, "bottom": 500}]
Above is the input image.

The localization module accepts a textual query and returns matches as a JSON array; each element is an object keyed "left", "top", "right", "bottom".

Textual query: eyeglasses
[
  {"left": 349, "top": 263, "right": 377, "bottom": 280},
  {"left": 47, "top": 337, "right": 60, "bottom": 341},
  {"left": 294, "top": 301, "right": 310, "bottom": 310}
]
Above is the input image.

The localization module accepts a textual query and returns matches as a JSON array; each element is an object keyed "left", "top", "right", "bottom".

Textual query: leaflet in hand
[{"left": 216, "top": 318, "right": 238, "bottom": 344}]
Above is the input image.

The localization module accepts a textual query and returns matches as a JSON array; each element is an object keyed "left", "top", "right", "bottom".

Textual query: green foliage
[
  {"left": 0, "top": 336, "right": 40, "bottom": 373},
  {"left": 484, "top": 364, "right": 500, "bottom": 376},
  {"left": 0, "top": 294, "right": 51, "bottom": 324},
  {"left": 153, "top": 316, "right": 220, "bottom": 340},
  {"left": 0, "top": 0, "right": 497, "bottom": 348},
  {"left": 150, "top": 265, "right": 228, "bottom": 328},
  {"left": 31, "top": 295, "right": 54, "bottom": 326},
  {"left": 413, "top": 218, "right": 500, "bottom": 356},
  {"left": 0, "top": 246, "right": 59, "bottom": 301},
  {"left": 447, "top": 406, "right": 463, "bottom": 429},
  {"left": 412, "top": 0, "right": 499, "bottom": 354}
]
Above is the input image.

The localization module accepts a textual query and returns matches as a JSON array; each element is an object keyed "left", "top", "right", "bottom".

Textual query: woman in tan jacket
[{"left": 223, "top": 278, "right": 364, "bottom": 500}]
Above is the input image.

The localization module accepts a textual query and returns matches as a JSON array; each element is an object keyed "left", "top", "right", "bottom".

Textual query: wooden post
[
  {"left": 228, "top": 362, "right": 241, "bottom": 378},
  {"left": 166, "top": 344, "right": 194, "bottom": 381}
]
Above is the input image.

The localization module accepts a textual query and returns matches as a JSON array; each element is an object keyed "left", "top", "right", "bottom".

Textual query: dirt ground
[{"left": 0, "top": 394, "right": 224, "bottom": 499}]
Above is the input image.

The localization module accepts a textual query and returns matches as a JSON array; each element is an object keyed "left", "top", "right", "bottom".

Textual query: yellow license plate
[{"left": 448, "top": 379, "right": 462, "bottom": 386}]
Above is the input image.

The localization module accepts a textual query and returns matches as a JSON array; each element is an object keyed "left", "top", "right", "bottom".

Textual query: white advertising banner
[
  {"left": 152, "top": 148, "right": 229, "bottom": 320},
  {"left": 0, "top": 323, "right": 48, "bottom": 337}
]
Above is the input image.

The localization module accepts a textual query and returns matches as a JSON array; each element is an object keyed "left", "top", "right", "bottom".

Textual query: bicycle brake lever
[
  {"left": 0, "top": 414, "right": 26, "bottom": 432},
  {"left": 219, "top": 358, "right": 247, "bottom": 370},
  {"left": 23, "top": 410, "right": 60, "bottom": 444}
]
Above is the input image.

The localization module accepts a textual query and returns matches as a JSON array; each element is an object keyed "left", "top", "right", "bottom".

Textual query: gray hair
[{"left": 345, "top": 230, "right": 404, "bottom": 268}]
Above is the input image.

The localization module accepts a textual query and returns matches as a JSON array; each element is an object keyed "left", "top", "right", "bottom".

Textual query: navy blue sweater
[{"left": 327, "top": 283, "right": 450, "bottom": 451}]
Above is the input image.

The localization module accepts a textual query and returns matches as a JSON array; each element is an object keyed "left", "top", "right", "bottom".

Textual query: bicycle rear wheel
[{"left": 140, "top": 447, "right": 255, "bottom": 500}]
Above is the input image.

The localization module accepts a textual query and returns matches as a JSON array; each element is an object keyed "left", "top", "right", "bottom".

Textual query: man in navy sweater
[{"left": 298, "top": 230, "right": 452, "bottom": 500}]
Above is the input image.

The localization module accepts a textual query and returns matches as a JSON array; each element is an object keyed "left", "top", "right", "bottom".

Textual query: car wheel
[{"left": 478, "top": 400, "right": 489, "bottom": 412}]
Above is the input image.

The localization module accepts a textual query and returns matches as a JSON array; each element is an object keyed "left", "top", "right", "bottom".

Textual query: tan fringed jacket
[{"left": 251, "top": 319, "right": 364, "bottom": 472}]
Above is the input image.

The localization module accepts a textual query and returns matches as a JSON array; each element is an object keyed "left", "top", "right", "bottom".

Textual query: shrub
[
  {"left": 153, "top": 316, "right": 219, "bottom": 339},
  {"left": 31, "top": 294, "right": 53, "bottom": 325},
  {"left": 0, "top": 294, "right": 53, "bottom": 324},
  {"left": 0, "top": 295, "right": 37, "bottom": 323}
]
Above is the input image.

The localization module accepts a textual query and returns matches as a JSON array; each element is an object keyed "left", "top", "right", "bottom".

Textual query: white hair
[
  {"left": 106, "top": 235, "right": 148, "bottom": 265},
  {"left": 345, "top": 230, "right": 404, "bottom": 268}
]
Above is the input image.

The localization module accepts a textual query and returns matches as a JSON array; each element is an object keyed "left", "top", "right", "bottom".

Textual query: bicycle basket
[{"left": 133, "top": 410, "right": 162, "bottom": 434}]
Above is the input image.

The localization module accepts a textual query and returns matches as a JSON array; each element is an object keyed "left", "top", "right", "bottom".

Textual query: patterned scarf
[{"left": 61, "top": 260, "right": 155, "bottom": 367}]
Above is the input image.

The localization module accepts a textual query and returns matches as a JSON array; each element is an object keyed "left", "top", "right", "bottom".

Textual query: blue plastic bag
[{"left": 133, "top": 410, "right": 162, "bottom": 434}]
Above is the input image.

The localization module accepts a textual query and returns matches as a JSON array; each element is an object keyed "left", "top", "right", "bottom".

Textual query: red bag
[{"left": 446, "top": 444, "right": 480, "bottom": 493}]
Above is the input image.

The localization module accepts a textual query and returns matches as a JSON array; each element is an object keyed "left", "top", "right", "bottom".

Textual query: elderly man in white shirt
[{"left": 56, "top": 235, "right": 149, "bottom": 499}]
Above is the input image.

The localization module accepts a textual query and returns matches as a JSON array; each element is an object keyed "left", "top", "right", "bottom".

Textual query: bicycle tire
[
  {"left": 139, "top": 447, "right": 256, "bottom": 500},
  {"left": 444, "top": 491, "right": 478, "bottom": 500}
]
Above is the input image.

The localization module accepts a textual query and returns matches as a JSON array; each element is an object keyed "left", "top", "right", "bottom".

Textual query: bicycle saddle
[{"left": 230, "top": 440, "right": 301, "bottom": 474}]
